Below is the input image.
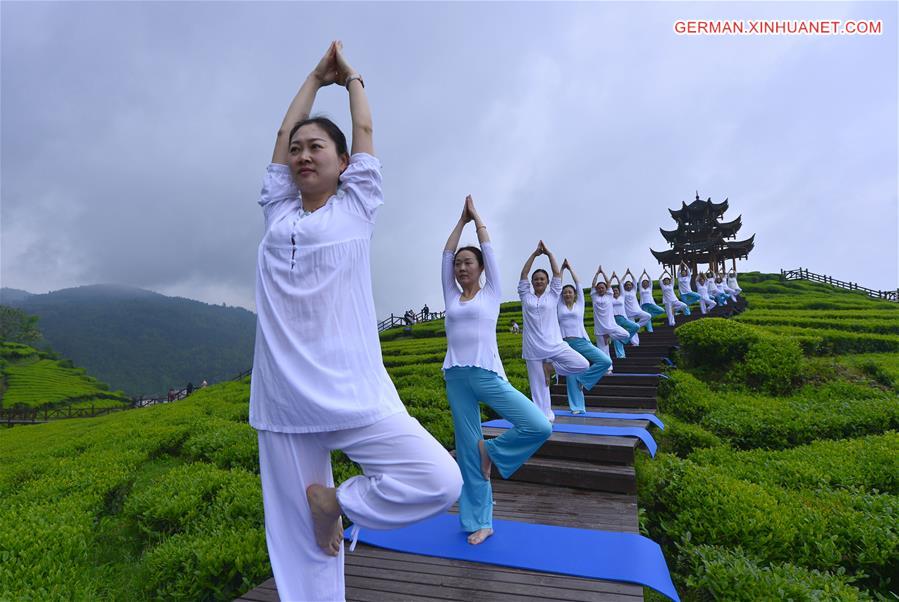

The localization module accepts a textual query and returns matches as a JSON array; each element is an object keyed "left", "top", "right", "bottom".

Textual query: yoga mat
[
  {"left": 554, "top": 410, "right": 665, "bottom": 430},
  {"left": 345, "top": 513, "right": 680, "bottom": 602},
  {"left": 483, "top": 419, "right": 657, "bottom": 457}
]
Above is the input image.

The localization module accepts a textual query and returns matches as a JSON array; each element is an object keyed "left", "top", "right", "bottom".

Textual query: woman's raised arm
[
  {"left": 271, "top": 42, "right": 338, "bottom": 165},
  {"left": 334, "top": 42, "right": 374, "bottom": 156}
]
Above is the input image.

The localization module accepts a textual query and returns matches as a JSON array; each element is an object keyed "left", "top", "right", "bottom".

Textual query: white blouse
[
  {"left": 611, "top": 293, "right": 627, "bottom": 317},
  {"left": 660, "top": 281, "right": 678, "bottom": 304},
  {"left": 556, "top": 282, "right": 590, "bottom": 341},
  {"left": 639, "top": 282, "right": 657, "bottom": 306},
  {"left": 250, "top": 155, "right": 406, "bottom": 433},
  {"left": 677, "top": 270, "right": 694, "bottom": 295},
  {"left": 442, "top": 242, "right": 507, "bottom": 379},
  {"left": 697, "top": 279, "right": 712, "bottom": 300},
  {"left": 623, "top": 287, "right": 644, "bottom": 317},
  {"left": 592, "top": 290, "right": 618, "bottom": 335},
  {"left": 519, "top": 277, "right": 569, "bottom": 360},
  {"left": 727, "top": 275, "right": 741, "bottom": 291}
]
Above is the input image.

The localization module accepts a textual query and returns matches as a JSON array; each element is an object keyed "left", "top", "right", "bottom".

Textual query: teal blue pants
[
  {"left": 680, "top": 291, "right": 701, "bottom": 306},
  {"left": 444, "top": 367, "right": 552, "bottom": 532},
  {"left": 563, "top": 338, "right": 612, "bottom": 413},
  {"left": 640, "top": 303, "right": 666, "bottom": 333}
]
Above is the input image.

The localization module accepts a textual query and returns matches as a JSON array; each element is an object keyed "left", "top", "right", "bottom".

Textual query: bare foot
[
  {"left": 477, "top": 438, "right": 492, "bottom": 480},
  {"left": 467, "top": 528, "right": 494, "bottom": 545},
  {"left": 543, "top": 362, "right": 553, "bottom": 386},
  {"left": 306, "top": 484, "right": 343, "bottom": 556}
]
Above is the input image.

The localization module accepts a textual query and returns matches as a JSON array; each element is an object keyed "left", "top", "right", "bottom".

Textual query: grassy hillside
[
  {"left": 638, "top": 273, "right": 899, "bottom": 601},
  {"left": 2, "top": 273, "right": 896, "bottom": 600},
  {"left": 0, "top": 342, "right": 130, "bottom": 412},
  {"left": 2, "top": 284, "right": 256, "bottom": 396}
]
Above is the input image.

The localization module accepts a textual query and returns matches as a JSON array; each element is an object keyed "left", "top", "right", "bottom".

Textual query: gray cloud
[{"left": 2, "top": 2, "right": 896, "bottom": 317}]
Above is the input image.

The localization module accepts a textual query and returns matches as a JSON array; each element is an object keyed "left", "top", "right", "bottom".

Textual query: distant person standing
[
  {"left": 201, "top": 379, "right": 208, "bottom": 389},
  {"left": 510, "top": 320, "right": 520, "bottom": 334},
  {"left": 186, "top": 382, "right": 195, "bottom": 396},
  {"left": 167, "top": 388, "right": 175, "bottom": 403},
  {"left": 422, "top": 304, "right": 430, "bottom": 320}
]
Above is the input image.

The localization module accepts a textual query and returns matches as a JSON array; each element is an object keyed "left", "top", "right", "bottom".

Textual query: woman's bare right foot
[
  {"left": 467, "top": 528, "right": 494, "bottom": 545},
  {"left": 306, "top": 484, "right": 343, "bottom": 556},
  {"left": 478, "top": 438, "right": 492, "bottom": 480}
]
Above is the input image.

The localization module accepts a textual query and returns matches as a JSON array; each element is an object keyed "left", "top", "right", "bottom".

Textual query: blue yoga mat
[
  {"left": 345, "top": 513, "right": 680, "bottom": 601},
  {"left": 483, "top": 419, "right": 657, "bottom": 457},
  {"left": 554, "top": 409, "right": 665, "bottom": 430}
]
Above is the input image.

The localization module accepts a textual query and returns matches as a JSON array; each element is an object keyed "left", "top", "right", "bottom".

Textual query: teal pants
[
  {"left": 444, "top": 367, "right": 551, "bottom": 532},
  {"left": 563, "top": 338, "right": 612, "bottom": 413},
  {"left": 640, "top": 303, "right": 666, "bottom": 333},
  {"left": 680, "top": 291, "right": 701, "bottom": 306}
]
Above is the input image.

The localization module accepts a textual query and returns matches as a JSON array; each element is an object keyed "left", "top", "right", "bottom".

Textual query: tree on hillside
[{"left": 0, "top": 305, "right": 42, "bottom": 345}]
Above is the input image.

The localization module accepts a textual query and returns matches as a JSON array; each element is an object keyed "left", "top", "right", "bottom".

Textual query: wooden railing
[
  {"left": 781, "top": 267, "right": 898, "bottom": 302},
  {"left": 378, "top": 309, "right": 446, "bottom": 333}
]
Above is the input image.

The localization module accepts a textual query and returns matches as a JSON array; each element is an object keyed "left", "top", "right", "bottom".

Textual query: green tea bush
[
  {"left": 657, "top": 371, "right": 715, "bottom": 422},
  {"left": 675, "top": 318, "right": 758, "bottom": 369},
  {"left": 653, "top": 413, "right": 723, "bottom": 457},
  {"left": 730, "top": 334, "right": 803, "bottom": 395},
  {"left": 679, "top": 544, "right": 869, "bottom": 601}
]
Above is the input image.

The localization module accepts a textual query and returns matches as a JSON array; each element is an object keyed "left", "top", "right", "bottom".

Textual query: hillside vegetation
[
  {"left": 1, "top": 273, "right": 897, "bottom": 600},
  {"left": 1, "top": 285, "right": 256, "bottom": 396},
  {"left": 638, "top": 273, "right": 899, "bottom": 601},
  {"left": 0, "top": 342, "right": 130, "bottom": 412}
]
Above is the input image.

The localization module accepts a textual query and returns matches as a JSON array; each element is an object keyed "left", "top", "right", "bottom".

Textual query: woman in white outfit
[
  {"left": 251, "top": 42, "right": 462, "bottom": 602},
  {"left": 659, "top": 270, "right": 690, "bottom": 326},
  {"left": 695, "top": 271, "right": 717, "bottom": 314},
  {"left": 637, "top": 269, "right": 667, "bottom": 332},
  {"left": 621, "top": 268, "right": 652, "bottom": 344},
  {"left": 591, "top": 267, "right": 632, "bottom": 360},
  {"left": 727, "top": 269, "right": 743, "bottom": 297},
  {"left": 519, "top": 241, "right": 589, "bottom": 422}
]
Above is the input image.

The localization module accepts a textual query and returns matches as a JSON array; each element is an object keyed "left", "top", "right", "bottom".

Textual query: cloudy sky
[{"left": 2, "top": 1, "right": 896, "bottom": 317}]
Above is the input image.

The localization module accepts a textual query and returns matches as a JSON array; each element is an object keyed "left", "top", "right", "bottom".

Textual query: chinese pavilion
[{"left": 650, "top": 192, "right": 755, "bottom": 275}]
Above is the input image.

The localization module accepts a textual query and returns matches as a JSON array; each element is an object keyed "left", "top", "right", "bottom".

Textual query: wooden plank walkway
[{"left": 236, "top": 299, "right": 746, "bottom": 601}]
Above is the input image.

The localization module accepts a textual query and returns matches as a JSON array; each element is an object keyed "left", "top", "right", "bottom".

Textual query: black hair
[
  {"left": 532, "top": 269, "right": 549, "bottom": 280},
  {"left": 454, "top": 246, "right": 483, "bottom": 267},
  {"left": 288, "top": 117, "right": 349, "bottom": 159},
  {"left": 562, "top": 284, "right": 577, "bottom": 296}
]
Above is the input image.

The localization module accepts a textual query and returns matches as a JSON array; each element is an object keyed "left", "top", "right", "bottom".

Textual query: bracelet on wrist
[{"left": 345, "top": 74, "right": 364, "bottom": 89}]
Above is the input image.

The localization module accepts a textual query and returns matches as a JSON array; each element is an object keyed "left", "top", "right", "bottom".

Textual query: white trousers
[
  {"left": 699, "top": 295, "right": 716, "bottom": 314},
  {"left": 526, "top": 349, "right": 589, "bottom": 422},
  {"left": 257, "top": 412, "right": 463, "bottom": 602},
  {"left": 665, "top": 299, "right": 689, "bottom": 325}
]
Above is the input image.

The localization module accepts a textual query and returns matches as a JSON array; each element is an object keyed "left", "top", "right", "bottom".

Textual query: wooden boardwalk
[{"left": 236, "top": 301, "right": 745, "bottom": 601}]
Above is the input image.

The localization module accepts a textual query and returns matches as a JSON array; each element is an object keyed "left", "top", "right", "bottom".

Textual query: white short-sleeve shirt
[
  {"left": 677, "top": 270, "right": 694, "bottom": 296},
  {"left": 556, "top": 282, "right": 590, "bottom": 341},
  {"left": 623, "top": 287, "right": 644, "bottom": 317},
  {"left": 519, "top": 277, "right": 569, "bottom": 360},
  {"left": 442, "top": 242, "right": 507, "bottom": 379},
  {"left": 592, "top": 290, "right": 618, "bottom": 335},
  {"left": 660, "top": 281, "right": 678, "bottom": 304},
  {"left": 249, "top": 155, "right": 406, "bottom": 433},
  {"left": 611, "top": 293, "right": 627, "bottom": 318},
  {"left": 639, "top": 281, "right": 657, "bottom": 306}
]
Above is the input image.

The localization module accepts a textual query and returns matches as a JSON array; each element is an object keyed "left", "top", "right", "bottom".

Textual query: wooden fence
[{"left": 780, "top": 267, "right": 897, "bottom": 302}]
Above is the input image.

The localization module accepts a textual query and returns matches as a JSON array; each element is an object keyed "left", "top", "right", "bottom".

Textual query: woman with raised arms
[
  {"left": 250, "top": 41, "right": 462, "bottom": 601},
  {"left": 637, "top": 269, "right": 667, "bottom": 332},
  {"left": 609, "top": 272, "right": 641, "bottom": 349},
  {"left": 659, "top": 269, "right": 690, "bottom": 326},
  {"left": 695, "top": 271, "right": 717, "bottom": 314},
  {"left": 677, "top": 260, "right": 702, "bottom": 309},
  {"left": 621, "top": 268, "right": 653, "bottom": 342},
  {"left": 556, "top": 259, "right": 613, "bottom": 414},
  {"left": 442, "top": 195, "right": 552, "bottom": 546},
  {"left": 592, "top": 267, "right": 633, "bottom": 361},
  {"left": 519, "top": 241, "right": 590, "bottom": 422}
]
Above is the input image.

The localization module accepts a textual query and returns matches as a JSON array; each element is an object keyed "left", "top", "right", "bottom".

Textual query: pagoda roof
[
  {"left": 669, "top": 194, "right": 729, "bottom": 222},
  {"left": 659, "top": 215, "right": 742, "bottom": 244},
  {"left": 650, "top": 234, "right": 755, "bottom": 264}
]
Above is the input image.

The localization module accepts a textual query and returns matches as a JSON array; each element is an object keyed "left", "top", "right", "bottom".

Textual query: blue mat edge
[{"left": 483, "top": 419, "right": 658, "bottom": 457}]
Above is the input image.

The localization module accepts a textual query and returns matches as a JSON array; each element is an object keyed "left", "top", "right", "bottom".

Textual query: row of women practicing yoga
[{"left": 249, "top": 43, "right": 742, "bottom": 601}]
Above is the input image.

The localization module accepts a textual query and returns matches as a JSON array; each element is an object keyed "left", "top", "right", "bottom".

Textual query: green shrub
[
  {"left": 730, "top": 334, "right": 803, "bottom": 395},
  {"left": 658, "top": 371, "right": 715, "bottom": 422},
  {"left": 654, "top": 413, "right": 723, "bottom": 457},
  {"left": 676, "top": 319, "right": 758, "bottom": 369}
]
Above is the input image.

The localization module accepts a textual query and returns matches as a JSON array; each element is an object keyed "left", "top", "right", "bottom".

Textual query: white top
[
  {"left": 519, "top": 277, "right": 569, "bottom": 360},
  {"left": 727, "top": 275, "right": 741, "bottom": 290},
  {"left": 249, "top": 155, "right": 405, "bottom": 433},
  {"left": 611, "top": 293, "right": 627, "bottom": 318},
  {"left": 677, "top": 269, "right": 694, "bottom": 295},
  {"left": 660, "top": 281, "right": 678, "bottom": 304},
  {"left": 697, "top": 279, "right": 712, "bottom": 300},
  {"left": 592, "top": 290, "right": 618, "bottom": 335},
  {"left": 623, "top": 287, "right": 644, "bottom": 317},
  {"left": 556, "top": 282, "right": 590, "bottom": 340},
  {"left": 442, "top": 242, "right": 507, "bottom": 379},
  {"left": 714, "top": 280, "right": 727, "bottom": 295},
  {"left": 639, "top": 281, "right": 657, "bottom": 306}
]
